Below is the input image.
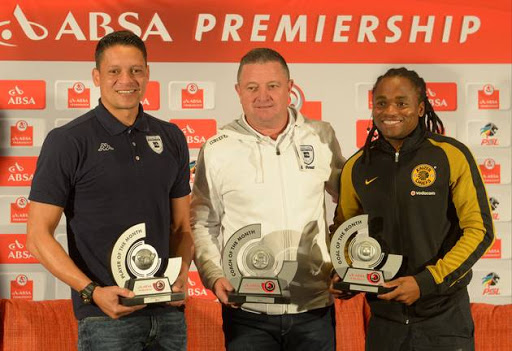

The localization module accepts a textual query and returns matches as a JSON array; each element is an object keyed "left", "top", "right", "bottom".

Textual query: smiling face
[
  {"left": 372, "top": 76, "right": 425, "bottom": 150},
  {"left": 235, "top": 61, "right": 293, "bottom": 132},
  {"left": 92, "top": 44, "right": 149, "bottom": 124}
]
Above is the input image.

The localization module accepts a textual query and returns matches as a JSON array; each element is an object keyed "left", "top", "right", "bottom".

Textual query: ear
[
  {"left": 287, "top": 79, "right": 294, "bottom": 93},
  {"left": 235, "top": 83, "right": 241, "bottom": 97},
  {"left": 418, "top": 100, "right": 425, "bottom": 117},
  {"left": 92, "top": 68, "right": 100, "bottom": 87}
]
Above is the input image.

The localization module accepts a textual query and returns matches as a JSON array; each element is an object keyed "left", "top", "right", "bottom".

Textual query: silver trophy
[
  {"left": 111, "top": 223, "right": 184, "bottom": 306},
  {"left": 222, "top": 224, "right": 298, "bottom": 304},
  {"left": 330, "top": 215, "right": 402, "bottom": 294}
]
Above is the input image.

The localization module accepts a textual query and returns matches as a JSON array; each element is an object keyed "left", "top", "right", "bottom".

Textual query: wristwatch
[{"left": 79, "top": 282, "right": 99, "bottom": 305}]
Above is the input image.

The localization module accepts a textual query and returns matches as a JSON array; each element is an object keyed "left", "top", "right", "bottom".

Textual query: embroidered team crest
[
  {"left": 146, "top": 135, "right": 163, "bottom": 154},
  {"left": 411, "top": 164, "right": 436, "bottom": 187},
  {"left": 300, "top": 145, "right": 314, "bottom": 165}
]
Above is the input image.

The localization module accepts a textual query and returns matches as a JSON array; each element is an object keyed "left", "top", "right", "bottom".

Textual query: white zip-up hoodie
[{"left": 191, "top": 107, "right": 344, "bottom": 314}]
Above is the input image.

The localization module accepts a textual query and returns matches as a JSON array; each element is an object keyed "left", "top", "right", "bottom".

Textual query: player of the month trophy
[
  {"left": 330, "top": 215, "right": 402, "bottom": 294},
  {"left": 222, "top": 224, "right": 298, "bottom": 304},
  {"left": 111, "top": 223, "right": 185, "bottom": 306}
]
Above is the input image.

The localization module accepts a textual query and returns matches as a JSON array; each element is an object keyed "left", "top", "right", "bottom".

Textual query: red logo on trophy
[
  {"left": 478, "top": 84, "right": 499, "bottom": 109},
  {"left": 181, "top": 83, "right": 204, "bottom": 109},
  {"left": 10, "top": 120, "right": 33, "bottom": 146},
  {"left": 67, "top": 82, "right": 90, "bottom": 108}
]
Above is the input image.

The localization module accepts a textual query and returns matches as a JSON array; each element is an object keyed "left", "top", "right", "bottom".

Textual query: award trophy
[
  {"left": 330, "top": 215, "right": 402, "bottom": 294},
  {"left": 110, "top": 223, "right": 185, "bottom": 306},
  {"left": 222, "top": 224, "right": 298, "bottom": 304}
]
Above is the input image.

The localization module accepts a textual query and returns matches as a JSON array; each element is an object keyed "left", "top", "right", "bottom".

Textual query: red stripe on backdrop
[{"left": 0, "top": 0, "right": 510, "bottom": 63}]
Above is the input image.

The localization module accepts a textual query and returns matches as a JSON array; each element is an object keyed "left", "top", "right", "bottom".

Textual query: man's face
[
  {"left": 92, "top": 44, "right": 149, "bottom": 118},
  {"left": 372, "top": 76, "right": 425, "bottom": 150},
  {"left": 235, "top": 61, "right": 292, "bottom": 127}
]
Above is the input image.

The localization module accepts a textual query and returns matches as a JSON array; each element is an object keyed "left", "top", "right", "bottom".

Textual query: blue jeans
[
  {"left": 78, "top": 308, "right": 186, "bottom": 351},
  {"left": 222, "top": 305, "right": 336, "bottom": 351}
]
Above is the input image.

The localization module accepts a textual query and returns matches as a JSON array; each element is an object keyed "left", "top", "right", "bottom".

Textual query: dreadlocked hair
[{"left": 362, "top": 67, "right": 445, "bottom": 163}]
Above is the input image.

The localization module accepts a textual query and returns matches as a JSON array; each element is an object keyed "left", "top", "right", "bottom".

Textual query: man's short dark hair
[
  {"left": 237, "top": 48, "right": 290, "bottom": 82},
  {"left": 95, "top": 30, "right": 147, "bottom": 68}
]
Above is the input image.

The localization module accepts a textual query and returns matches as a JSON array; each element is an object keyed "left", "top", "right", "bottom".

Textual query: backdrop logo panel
[
  {"left": 0, "top": 157, "right": 37, "bottom": 186},
  {"left": 169, "top": 82, "right": 215, "bottom": 110},
  {"left": 0, "top": 80, "right": 45, "bottom": 109},
  {"left": 0, "top": 234, "right": 38, "bottom": 263},
  {"left": 171, "top": 119, "right": 217, "bottom": 149},
  {"left": 142, "top": 81, "right": 160, "bottom": 111},
  {"left": 54, "top": 81, "right": 100, "bottom": 110}
]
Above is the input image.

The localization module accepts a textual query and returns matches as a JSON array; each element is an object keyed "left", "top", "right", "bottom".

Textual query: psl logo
[
  {"left": 482, "top": 272, "right": 500, "bottom": 295},
  {"left": 480, "top": 123, "right": 499, "bottom": 146}
]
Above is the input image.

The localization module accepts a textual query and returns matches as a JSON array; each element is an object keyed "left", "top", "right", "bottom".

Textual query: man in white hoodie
[{"left": 191, "top": 48, "right": 344, "bottom": 351}]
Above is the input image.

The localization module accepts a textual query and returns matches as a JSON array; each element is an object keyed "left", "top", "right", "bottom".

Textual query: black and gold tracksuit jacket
[{"left": 333, "top": 125, "right": 494, "bottom": 323}]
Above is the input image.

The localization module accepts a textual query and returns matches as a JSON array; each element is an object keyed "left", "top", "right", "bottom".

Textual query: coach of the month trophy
[
  {"left": 330, "top": 214, "right": 402, "bottom": 294},
  {"left": 110, "top": 223, "right": 185, "bottom": 306},
  {"left": 222, "top": 224, "right": 299, "bottom": 304}
]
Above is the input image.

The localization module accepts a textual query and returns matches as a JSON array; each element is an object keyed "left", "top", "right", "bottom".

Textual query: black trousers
[
  {"left": 222, "top": 305, "right": 336, "bottom": 351},
  {"left": 366, "top": 292, "right": 474, "bottom": 351}
]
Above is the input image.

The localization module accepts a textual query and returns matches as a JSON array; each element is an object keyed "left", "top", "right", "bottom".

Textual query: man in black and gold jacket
[{"left": 330, "top": 68, "right": 494, "bottom": 351}]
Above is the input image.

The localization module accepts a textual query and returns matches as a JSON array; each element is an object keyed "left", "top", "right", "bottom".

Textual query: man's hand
[
  {"left": 329, "top": 273, "right": 359, "bottom": 300},
  {"left": 168, "top": 274, "right": 188, "bottom": 307},
  {"left": 213, "top": 277, "right": 238, "bottom": 307},
  {"left": 377, "top": 276, "right": 420, "bottom": 306},
  {"left": 92, "top": 286, "right": 146, "bottom": 319}
]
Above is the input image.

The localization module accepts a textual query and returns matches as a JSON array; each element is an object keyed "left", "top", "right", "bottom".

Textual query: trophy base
[
  {"left": 120, "top": 292, "right": 186, "bottom": 306},
  {"left": 228, "top": 292, "right": 291, "bottom": 304},
  {"left": 334, "top": 281, "right": 394, "bottom": 294}
]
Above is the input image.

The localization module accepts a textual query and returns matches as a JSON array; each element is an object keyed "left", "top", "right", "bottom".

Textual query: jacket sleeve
[
  {"left": 325, "top": 124, "right": 346, "bottom": 203},
  {"left": 415, "top": 141, "right": 495, "bottom": 295},
  {"left": 190, "top": 145, "right": 225, "bottom": 290},
  {"left": 331, "top": 152, "right": 364, "bottom": 234}
]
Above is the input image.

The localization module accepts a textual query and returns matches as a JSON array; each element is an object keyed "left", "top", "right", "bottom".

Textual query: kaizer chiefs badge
[{"left": 411, "top": 164, "right": 436, "bottom": 187}]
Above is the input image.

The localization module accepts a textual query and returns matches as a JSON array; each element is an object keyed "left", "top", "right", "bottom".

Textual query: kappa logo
[
  {"left": 300, "top": 145, "right": 314, "bottom": 167},
  {"left": 146, "top": 135, "right": 163, "bottom": 154},
  {"left": 411, "top": 164, "right": 436, "bottom": 187},
  {"left": 98, "top": 143, "right": 114, "bottom": 152}
]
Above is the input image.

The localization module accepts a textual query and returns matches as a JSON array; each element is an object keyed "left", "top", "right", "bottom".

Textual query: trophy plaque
[
  {"left": 330, "top": 215, "right": 402, "bottom": 294},
  {"left": 111, "top": 223, "right": 185, "bottom": 306},
  {"left": 222, "top": 224, "right": 298, "bottom": 304}
]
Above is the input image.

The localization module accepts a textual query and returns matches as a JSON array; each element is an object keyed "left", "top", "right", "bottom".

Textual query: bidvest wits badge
[
  {"left": 300, "top": 145, "right": 314, "bottom": 165},
  {"left": 411, "top": 164, "right": 436, "bottom": 187},
  {"left": 146, "top": 135, "right": 163, "bottom": 154}
]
